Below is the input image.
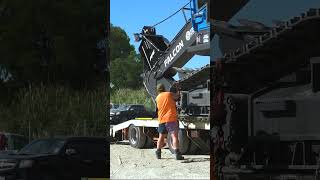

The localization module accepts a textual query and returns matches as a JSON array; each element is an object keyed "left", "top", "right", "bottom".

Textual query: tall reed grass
[
  {"left": 110, "top": 88, "right": 155, "bottom": 111},
  {"left": 0, "top": 85, "right": 107, "bottom": 138}
]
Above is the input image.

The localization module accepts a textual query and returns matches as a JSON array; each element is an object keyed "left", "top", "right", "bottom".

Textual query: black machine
[
  {"left": 136, "top": 0, "right": 320, "bottom": 178},
  {"left": 209, "top": 0, "right": 320, "bottom": 179},
  {"left": 134, "top": 0, "right": 211, "bottom": 154},
  {"left": 135, "top": 0, "right": 210, "bottom": 119},
  {"left": 110, "top": 104, "right": 154, "bottom": 125}
]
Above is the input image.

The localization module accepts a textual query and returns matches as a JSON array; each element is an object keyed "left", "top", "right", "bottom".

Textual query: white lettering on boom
[{"left": 164, "top": 40, "right": 184, "bottom": 67}]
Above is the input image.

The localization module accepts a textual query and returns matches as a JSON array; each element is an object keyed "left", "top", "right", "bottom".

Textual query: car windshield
[
  {"left": 111, "top": 104, "right": 119, "bottom": 110},
  {"left": 117, "top": 105, "right": 129, "bottom": 111},
  {"left": 19, "top": 139, "right": 66, "bottom": 155},
  {"left": 130, "top": 105, "right": 145, "bottom": 111}
]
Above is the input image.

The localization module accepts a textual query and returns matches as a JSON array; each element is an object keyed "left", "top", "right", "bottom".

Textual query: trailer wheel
[
  {"left": 188, "top": 141, "right": 200, "bottom": 154},
  {"left": 167, "top": 129, "right": 190, "bottom": 154},
  {"left": 128, "top": 125, "right": 146, "bottom": 148},
  {"left": 114, "top": 131, "right": 122, "bottom": 141},
  {"left": 144, "top": 136, "right": 154, "bottom": 148}
]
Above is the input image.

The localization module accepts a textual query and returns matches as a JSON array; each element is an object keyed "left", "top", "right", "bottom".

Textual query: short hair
[{"left": 157, "top": 83, "right": 165, "bottom": 93}]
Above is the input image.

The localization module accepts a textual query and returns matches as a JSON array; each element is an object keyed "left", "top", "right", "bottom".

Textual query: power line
[{"left": 151, "top": 0, "right": 192, "bottom": 28}]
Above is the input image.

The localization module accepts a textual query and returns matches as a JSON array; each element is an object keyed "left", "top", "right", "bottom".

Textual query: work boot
[
  {"left": 174, "top": 149, "right": 184, "bottom": 160},
  {"left": 155, "top": 149, "right": 161, "bottom": 159}
]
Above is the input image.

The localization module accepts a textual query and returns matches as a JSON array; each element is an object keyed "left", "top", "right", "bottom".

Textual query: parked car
[
  {"left": 0, "top": 133, "right": 29, "bottom": 154},
  {"left": 110, "top": 104, "right": 154, "bottom": 125},
  {"left": 110, "top": 103, "right": 119, "bottom": 109},
  {"left": 0, "top": 136, "right": 109, "bottom": 180}
]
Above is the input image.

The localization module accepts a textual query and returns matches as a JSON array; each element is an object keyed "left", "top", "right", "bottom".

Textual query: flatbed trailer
[
  {"left": 110, "top": 0, "right": 211, "bottom": 155},
  {"left": 111, "top": 117, "right": 210, "bottom": 154}
]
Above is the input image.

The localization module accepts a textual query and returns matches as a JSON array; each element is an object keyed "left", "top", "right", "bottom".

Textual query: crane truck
[
  {"left": 111, "top": 0, "right": 211, "bottom": 155},
  {"left": 111, "top": 0, "right": 320, "bottom": 179}
]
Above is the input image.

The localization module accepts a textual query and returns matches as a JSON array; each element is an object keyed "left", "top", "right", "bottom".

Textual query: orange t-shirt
[{"left": 155, "top": 92, "right": 178, "bottom": 124}]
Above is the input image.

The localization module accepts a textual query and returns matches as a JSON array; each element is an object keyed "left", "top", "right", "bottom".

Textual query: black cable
[{"left": 151, "top": 0, "right": 192, "bottom": 28}]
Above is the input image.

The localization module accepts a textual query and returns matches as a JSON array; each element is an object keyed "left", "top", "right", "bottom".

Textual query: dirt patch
[{"left": 110, "top": 141, "right": 210, "bottom": 179}]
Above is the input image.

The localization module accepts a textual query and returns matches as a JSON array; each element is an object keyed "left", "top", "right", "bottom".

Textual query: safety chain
[{"left": 211, "top": 59, "right": 228, "bottom": 179}]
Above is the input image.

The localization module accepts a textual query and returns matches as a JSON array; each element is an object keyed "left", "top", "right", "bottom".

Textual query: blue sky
[
  {"left": 111, "top": 0, "right": 320, "bottom": 67},
  {"left": 110, "top": 0, "right": 209, "bottom": 71}
]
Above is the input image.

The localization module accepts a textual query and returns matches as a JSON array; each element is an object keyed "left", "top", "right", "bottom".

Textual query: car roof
[
  {"left": 65, "top": 136, "right": 108, "bottom": 141},
  {"left": 0, "top": 132, "right": 27, "bottom": 137},
  {"left": 126, "top": 104, "right": 145, "bottom": 106},
  {"left": 117, "top": 104, "right": 144, "bottom": 106},
  {"left": 31, "top": 136, "right": 108, "bottom": 142}
]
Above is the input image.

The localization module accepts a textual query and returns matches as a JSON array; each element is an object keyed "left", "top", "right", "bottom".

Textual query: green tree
[
  {"left": 0, "top": 0, "right": 108, "bottom": 136},
  {"left": 0, "top": 0, "right": 107, "bottom": 89},
  {"left": 109, "top": 24, "right": 135, "bottom": 61},
  {"left": 109, "top": 24, "right": 143, "bottom": 89}
]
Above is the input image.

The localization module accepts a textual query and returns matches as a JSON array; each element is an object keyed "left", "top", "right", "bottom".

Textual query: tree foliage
[
  {"left": 109, "top": 25, "right": 135, "bottom": 61},
  {"left": 0, "top": 1, "right": 108, "bottom": 136},
  {"left": 0, "top": 0, "right": 107, "bottom": 88},
  {"left": 109, "top": 24, "right": 143, "bottom": 89}
]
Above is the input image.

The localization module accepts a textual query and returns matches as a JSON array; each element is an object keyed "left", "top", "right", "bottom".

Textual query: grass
[
  {"left": 110, "top": 88, "right": 155, "bottom": 111},
  {"left": 0, "top": 86, "right": 155, "bottom": 138},
  {"left": 0, "top": 85, "right": 107, "bottom": 138}
]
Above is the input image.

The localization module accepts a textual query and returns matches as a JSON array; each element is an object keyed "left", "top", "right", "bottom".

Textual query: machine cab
[
  {"left": 191, "top": 0, "right": 209, "bottom": 33},
  {"left": 136, "top": 26, "right": 169, "bottom": 71}
]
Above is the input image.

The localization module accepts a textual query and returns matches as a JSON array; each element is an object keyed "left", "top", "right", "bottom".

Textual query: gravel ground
[{"left": 110, "top": 141, "right": 210, "bottom": 180}]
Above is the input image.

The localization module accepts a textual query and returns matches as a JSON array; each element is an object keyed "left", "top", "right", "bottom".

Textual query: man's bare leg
[
  {"left": 157, "top": 133, "right": 165, "bottom": 149},
  {"left": 170, "top": 130, "right": 184, "bottom": 160},
  {"left": 170, "top": 130, "right": 179, "bottom": 150},
  {"left": 156, "top": 133, "right": 165, "bottom": 159}
]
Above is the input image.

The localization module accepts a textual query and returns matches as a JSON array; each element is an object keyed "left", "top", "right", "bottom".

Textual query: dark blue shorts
[{"left": 158, "top": 121, "right": 179, "bottom": 134}]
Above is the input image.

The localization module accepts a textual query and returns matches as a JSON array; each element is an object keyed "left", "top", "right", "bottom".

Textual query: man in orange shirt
[{"left": 155, "top": 83, "right": 184, "bottom": 160}]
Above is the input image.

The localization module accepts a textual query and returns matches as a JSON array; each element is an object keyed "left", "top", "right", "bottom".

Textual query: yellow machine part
[{"left": 135, "top": 117, "right": 156, "bottom": 120}]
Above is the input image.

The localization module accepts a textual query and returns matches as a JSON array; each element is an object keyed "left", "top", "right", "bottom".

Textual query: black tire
[
  {"left": 197, "top": 138, "right": 210, "bottom": 155},
  {"left": 186, "top": 136, "right": 210, "bottom": 155},
  {"left": 167, "top": 129, "right": 191, "bottom": 154},
  {"left": 114, "top": 130, "right": 122, "bottom": 141},
  {"left": 144, "top": 136, "right": 154, "bottom": 148},
  {"left": 204, "top": 137, "right": 210, "bottom": 154},
  {"left": 41, "top": 174, "right": 58, "bottom": 180},
  {"left": 188, "top": 140, "right": 200, "bottom": 154},
  {"left": 128, "top": 125, "right": 147, "bottom": 148}
]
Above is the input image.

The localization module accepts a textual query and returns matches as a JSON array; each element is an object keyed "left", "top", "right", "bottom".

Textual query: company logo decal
[{"left": 164, "top": 40, "right": 184, "bottom": 67}]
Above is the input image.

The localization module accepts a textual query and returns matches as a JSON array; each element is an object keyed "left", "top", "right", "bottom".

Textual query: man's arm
[
  {"left": 155, "top": 107, "right": 158, "bottom": 118},
  {"left": 153, "top": 101, "right": 158, "bottom": 118},
  {"left": 172, "top": 83, "right": 181, "bottom": 101},
  {"left": 172, "top": 92, "right": 180, "bottom": 101}
]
